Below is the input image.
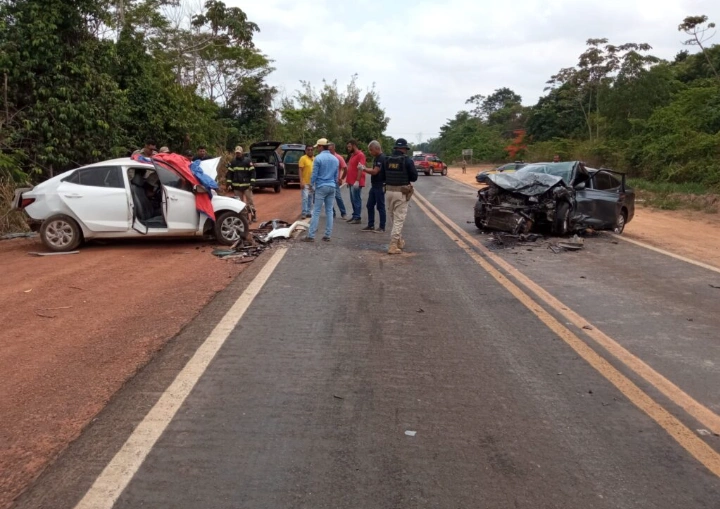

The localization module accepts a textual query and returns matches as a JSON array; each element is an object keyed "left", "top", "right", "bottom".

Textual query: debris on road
[
  {"left": 212, "top": 218, "right": 308, "bottom": 262},
  {"left": 710, "top": 284, "right": 720, "bottom": 289},
  {"left": 28, "top": 251, "right": 80, "bottom": 257},
  {"left": 556, "top": 235, "right": 585, "bottom": 251},
  {"left": 405, "top": 430, "right": 417, "bottom": 437},
  {"left": 1, "top": 232, "right": 37, "bottom": 241}
]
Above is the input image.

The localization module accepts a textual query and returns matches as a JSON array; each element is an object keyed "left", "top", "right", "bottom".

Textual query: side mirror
[{"left": 575, "top": 182, "right": 586, "bottom": 190}]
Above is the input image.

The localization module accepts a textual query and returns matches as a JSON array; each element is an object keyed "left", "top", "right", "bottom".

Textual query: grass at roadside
[
  {"left": 628, "top": 178, "right": 719, "bottom": 213},
  {"left": 0, "top": 179, "right": 29, "bottom": 235}
]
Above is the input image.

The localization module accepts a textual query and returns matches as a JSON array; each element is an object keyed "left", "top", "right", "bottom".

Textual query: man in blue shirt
[{"left": 303, "top": 138, "right": 340, "bottom": 242}]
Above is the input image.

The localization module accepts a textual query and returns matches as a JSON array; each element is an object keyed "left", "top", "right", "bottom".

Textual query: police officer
[
  {"left": 382, "top": 138, "right": 418, "bottom": 254},
  {"left": 226, "top": 146, "right": 257, "bottom": 220}
]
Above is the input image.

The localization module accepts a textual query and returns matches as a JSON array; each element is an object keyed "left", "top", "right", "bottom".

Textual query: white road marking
[
  {"left": 73, "top": 247, "right": 289, "bottom": 509},
  {"left": 615, "top": 234, "right": 720, "bottom": 274}
]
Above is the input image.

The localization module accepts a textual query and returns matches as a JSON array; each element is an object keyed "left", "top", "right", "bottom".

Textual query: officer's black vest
[
  {"left": 385, "top": 155, "right": 409, "bottom": 186},
  {"left": 229, "top": 157, "right": 253, "bottom": 185}
]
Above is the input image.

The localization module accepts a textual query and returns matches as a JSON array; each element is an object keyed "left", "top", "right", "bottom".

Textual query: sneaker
[
  {"left": 301, "top": 237, "right": 315, "bottom": 243},
  {"left": 350, "top": 219, "right": 362, "bottom": 224},
  {"left": 375, "top": 228, "right": 385, "bottom": 234},
  {"left": 361, "top": 226, "right": 375, "bottom": 232},
  {"left": 322, "top": 236, "right": 331, "bottom": 242},
  {"left": 341, "top": 214, "right": 348, "bottom": 220},
  {"left": 346, "top": 217, "right": 355, "bottom": 222}
]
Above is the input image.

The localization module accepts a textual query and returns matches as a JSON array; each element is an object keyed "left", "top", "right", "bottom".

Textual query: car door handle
[
  {"left": 168, "top": 196, "right": 179, "bottom": 201},
  {"left": 63, "top": 193, "right": 83, "bottom": 198}
]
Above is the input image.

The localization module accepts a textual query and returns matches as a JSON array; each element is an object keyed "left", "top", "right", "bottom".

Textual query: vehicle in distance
[
  {"left": 249, "top": 141, "right": 285, "bottom": 193},
  {"left": 473, "top": 161, "right": 635, "bottom": 235},
  {"left": 12, "top": 157, "right": 249, "bottom": 252},
  {"left": 412, "top": 154, "right": 448, "bottom": 176},
  {"left": 280, "top": 143, "right": 306, "bottom": 188}
]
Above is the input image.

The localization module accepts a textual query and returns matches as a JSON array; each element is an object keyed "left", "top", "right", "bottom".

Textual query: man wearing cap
[
  {"left": 298, "top": 145, "right": 315, "bottom": 219},
  {"left": 226, "top": 146, "right": 256, "bottom": 219},
  {"left": 303, "top": 138, "right": 339, "bottom": 242},
  {"left": 381, "top": 138, "right": 418, "bottom": 254}
]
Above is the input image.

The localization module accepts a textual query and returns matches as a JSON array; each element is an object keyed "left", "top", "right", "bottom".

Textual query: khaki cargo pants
[
  {"left": 233, "top": 186, "right": 255, "bottom": 208},
  {"left": 385, "top": 186, "right": 410, "bottom": 242}
]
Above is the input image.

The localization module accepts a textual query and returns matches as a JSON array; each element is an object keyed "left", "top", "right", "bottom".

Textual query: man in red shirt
[
  {"left": 329, "top": 143, "right": 348, "bottom": 219},
  {"left": 345, "top": 139, "right": 366, "bottom": 224}
]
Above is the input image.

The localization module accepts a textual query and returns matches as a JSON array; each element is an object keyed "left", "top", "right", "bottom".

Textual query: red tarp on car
[{"left": 151, "top": 153, "right": 215, "bottom": 221}]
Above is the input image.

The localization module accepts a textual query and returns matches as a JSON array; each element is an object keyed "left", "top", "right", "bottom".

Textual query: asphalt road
[{"left": 13, "top": 177, "right": 720, "bottom": 508}]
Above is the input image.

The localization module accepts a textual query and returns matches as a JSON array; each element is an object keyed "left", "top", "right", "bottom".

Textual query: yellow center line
[{"left": 413, "top": 192, "right": 720, "bottom": 478}]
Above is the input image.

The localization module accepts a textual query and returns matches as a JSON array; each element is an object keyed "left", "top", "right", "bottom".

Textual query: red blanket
[{"left": 151, "top": 153, "right": 215, "bottom": 221}]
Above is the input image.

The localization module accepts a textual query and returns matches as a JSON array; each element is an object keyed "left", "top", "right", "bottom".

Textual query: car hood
[
  {"left": 487, "top": 172, "right": 565, "bottom": 196},
  {"left": 250, "top": 141, "right": 282, "bottom": 151}
]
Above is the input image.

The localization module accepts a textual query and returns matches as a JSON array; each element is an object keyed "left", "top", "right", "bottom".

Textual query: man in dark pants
[{"left": 360, "top": 140, "right": 386, "bottom": 233}]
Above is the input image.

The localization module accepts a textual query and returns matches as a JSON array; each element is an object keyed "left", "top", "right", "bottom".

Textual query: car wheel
[
  {"left": 215, "top": 211, "right": 249, "bottom": 245},
  {"left": 40, "top": 214, "right": 83, "bottom": 252},
  {"left": 475, "top": 217, "right": 484, "bottom": 230},
  {"left": 424, "top": 170, "right": 431, "bottom": 176},
  {"left": 553, "top": 201, "right": 571, "bottom": 235},
  {"left": 442, "top": 167, "right": 448, "bottom": 176},
  {"left": 274, "top": 184, "right": 282, "bottom": 193},
  {"left": 614, "top": 209, "right": 628, "bottom": 234}
]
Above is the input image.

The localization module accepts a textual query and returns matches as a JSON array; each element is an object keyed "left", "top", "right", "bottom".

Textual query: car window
[
  {"left": 64, "top": 166, "right": 124, "bottom": 188},
  {"left": 593, "top": 171, "right": 621, "bottom": 191},
  {"left": 412, "top": 156, "right": 425, "bottom": 162},
  {"left": 154, "top": 164, "right": 193, "bottom": 192},
  {"left": 518, "top": 162, "right": 574, "bottom": 182},
  {"left": 283, "top": 151, "right": 304, "bottom": 164}
]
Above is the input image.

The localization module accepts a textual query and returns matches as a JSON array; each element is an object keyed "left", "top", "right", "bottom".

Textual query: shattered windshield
[{"left": 517, "top": 162, "right": 575, "bottom": 184}]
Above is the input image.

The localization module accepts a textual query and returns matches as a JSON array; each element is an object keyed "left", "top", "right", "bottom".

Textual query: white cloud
[{"left": 229, "top": 0, "right": 720, "bottom": 141}]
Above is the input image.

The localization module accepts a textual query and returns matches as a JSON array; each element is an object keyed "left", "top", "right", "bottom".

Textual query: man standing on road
[
  {"left": 461, "top": 159, "right": 467, "bottom": 174},
  {"left": 303, "top": 139, "right": 339, "bottom": 242},
  {"left": 360, "top": 140, "right": 386, "bottom": 233},
  {"left": 298, "top": 145, "right": 315, "bottom": 219},
  {"left": 345, "top": 139, "right": 366, "bottom": 224},
  {"left": 328, "top": 143, "right": 348, "bottom": 220},
  {"left": 382, "top": 138, "right": 418, "bottom": 254},
  {"left": 226, "top": 146, "right": 256, "bottom": 220}
]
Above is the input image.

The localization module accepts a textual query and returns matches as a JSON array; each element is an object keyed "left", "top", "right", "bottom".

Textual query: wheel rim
[
  {"left": 615, "top": 214, "right": 626, "bottom": 234},
  {"left": 221, "top": 215, "right": 245, "bottom": 241},
  {"left": 45, "top": 220, "right": 75, "bottom": 248}
]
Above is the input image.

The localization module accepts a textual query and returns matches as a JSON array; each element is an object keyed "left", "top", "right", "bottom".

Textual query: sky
[{"left": 232, "top": 0, "right": 720, "bottom": 142}]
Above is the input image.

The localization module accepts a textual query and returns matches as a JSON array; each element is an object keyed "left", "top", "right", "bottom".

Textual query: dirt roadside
[
  {"left": 0, "top": 188, "right": 300, "bottom": 509},
  {"left": 446, "top": 166, "right": 720, "bottom": 269}
]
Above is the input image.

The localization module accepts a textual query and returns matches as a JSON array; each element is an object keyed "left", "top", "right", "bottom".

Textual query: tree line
[
  {"left": 426, "top": 15, "right": 720, "bottom": 188},
  {"left": 0, "top": 0, "right": 391, "bottom": 183}
]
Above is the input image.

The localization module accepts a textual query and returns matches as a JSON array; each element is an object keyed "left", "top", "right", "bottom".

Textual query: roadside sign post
[{"left": 462, "top": 149, "right": 473, "bottom": 165}]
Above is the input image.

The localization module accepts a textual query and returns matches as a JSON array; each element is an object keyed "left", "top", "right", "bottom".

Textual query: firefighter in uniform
[
  {"left": 383, "top": 138, "right": 418, "bottom": 254},
  {"left": 226, "top": 146, "right": 257, "bottom": 221}
]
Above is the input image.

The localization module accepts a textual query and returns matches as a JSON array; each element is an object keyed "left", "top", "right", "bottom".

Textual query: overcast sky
[{"left": 234, "top": 0, "right": 720, "bottom": 142}]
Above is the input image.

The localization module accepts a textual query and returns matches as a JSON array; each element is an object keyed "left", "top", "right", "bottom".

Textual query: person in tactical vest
[
  {"left": 226, "top": 146, "right": 257, "bottom": 220},
  {"left": 382, "top": 138, "right": 418, "bottom": 254}
]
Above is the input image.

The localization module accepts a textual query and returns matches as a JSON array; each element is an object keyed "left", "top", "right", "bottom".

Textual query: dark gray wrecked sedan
[{"left": 474, "top": 161, "right": 635, "bottom": 235}]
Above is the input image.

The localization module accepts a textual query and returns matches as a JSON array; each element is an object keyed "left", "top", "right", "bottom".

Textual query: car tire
[
  {"left": 424, "top": 170, "right": 431, "bottom": 176},
  {"left": 475, "top": 217, "right": 484, "bottom": 229},
  {"left": 273, "top": 184, "right": 281, "bottom": 193},
  {"left": 215, "top": 211, "right": 249, "bottom": 246},
  {"left": 442, "top": 167, "right": 448, "bottom": 176},
  {"left": 614, "top": 209, "right": 628, "bottom": 234},
  {"left": 553, "top": 201, "right": 571, "bottom": 235},
  {"left": 40, "top": 214, "right": 83, "bottom": 252}
]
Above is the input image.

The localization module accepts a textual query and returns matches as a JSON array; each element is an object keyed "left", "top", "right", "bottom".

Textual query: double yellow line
[{"left": 413, "top": 190, "right": 720, "bottom": 477}]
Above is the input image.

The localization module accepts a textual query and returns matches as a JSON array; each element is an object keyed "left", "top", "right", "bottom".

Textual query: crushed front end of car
[{"left": 474, "top": 172, "right": 574, "bottom": 235}]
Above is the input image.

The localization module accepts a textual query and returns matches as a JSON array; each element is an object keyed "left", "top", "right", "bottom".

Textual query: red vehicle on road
[{"left": 412, "top": 154, "right": 448, "bottom": 176}]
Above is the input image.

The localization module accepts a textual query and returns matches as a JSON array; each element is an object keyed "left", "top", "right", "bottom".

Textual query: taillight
[{"left": 21, "top": 198, "right": 35, "bottom": 209}]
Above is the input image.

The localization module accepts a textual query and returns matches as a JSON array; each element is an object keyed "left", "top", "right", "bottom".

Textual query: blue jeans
[
  {"left": 301, "top": 184, "right": 313, "bottom": 216},
  {"left": 367, "top": 185, "right": 386, "bottom": 229},
  {"left": 309, "top": 186, "right": 335, "bottom": 239},
  {"left": 349, "top": 185, "right": 363, "bottom": 220},
  {"left": 334, "top": 182, "right": 347, "bottom": 217}
]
